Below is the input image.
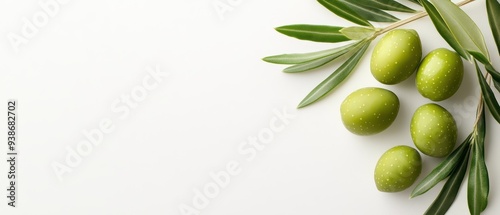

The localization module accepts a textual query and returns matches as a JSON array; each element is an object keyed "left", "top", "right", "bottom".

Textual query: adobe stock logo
[
  {"left": 7, "top": 0, "right": 71, "bottom": 53},
  {"left": 51, "top": 65, "right": 170, "bottom": 182},
  {"left": 179, "top": 106, "right": 296, "bottom": 215},
  {"left": 212, "top": 0, "right": 244, "bottom": 20}
]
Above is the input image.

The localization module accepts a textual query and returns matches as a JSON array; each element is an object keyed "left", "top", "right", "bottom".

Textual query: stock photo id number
[{"left": 6, "top": 100, "right": 18, "bottom": 208}]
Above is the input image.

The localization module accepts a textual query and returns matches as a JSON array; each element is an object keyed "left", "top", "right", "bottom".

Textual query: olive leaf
[
  {"left": 495, "top": 80, "right": 500, "bottom": 93},
  {"left": 298, "top": 41, "right": 370, "bottom": 108},
  {"left": 420, "top": 0, "right": 472, "bottom": 61},
  {"left": 339, "top": 0, "right": 399, "bottom": 23},
  {"left": 283, "top": 53, "right": 343, "bottom": 73},
  {"left": 468, "top": 106, "right": 489, "bottom": 215},
  {"left": 408, "top": 0, "right": 421, "bottom": 6},
  {"left": 263, "top": 42, "right": 360, "bottom": 65},
  {"left": 485, "top": 64, "right": 500, "bottom": 83},
  {"left": 318, "top": 0, "right": 373, "bottom": 27},
  {"left": 275, "top": 25, "right": 351, "bottom": 43},
  {"left": 476, "top": 62, "right": 500, "bottom": 124},
  {"left": 351, "top": 0, "right": 416, "bottom": 13},
  {"left": 475, "top": 105, "right": 487, "bottom": 149},
  {"left": 340, "top": 26, "right": 376, "bottom": 40},
  {"left": 428, "top": 0, "right": 490, "bottom": 64},
  {"left": 410, "top": 134, "right": 472, "bottom": 198},
  {"left": 424, "top": 144, "right": 471, "bottom": 215},
  {"left": 486, "top": 0, "right": 500, "bottom": 55},
  {"left": 263, "top": 41, "right": 363, "bottom": 73}
]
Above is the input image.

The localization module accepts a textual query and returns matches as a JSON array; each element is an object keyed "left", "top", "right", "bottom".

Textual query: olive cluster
[{"left": 339, "top": 29, "right": 464, "bottom": 192}]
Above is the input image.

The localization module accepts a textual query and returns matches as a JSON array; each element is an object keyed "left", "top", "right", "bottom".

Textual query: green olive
[
  {"left": 416, "top": 48, "right": 464, "bottom": 101},
  {"left": 374, "top": 145, "right": 422, "bottom": 192},
  {"left": 340, "top": 87, "right": 399, "bottom": 135},
  {"left": 371, "top": 29, "right": 422, "bottom": 85},
  {"left": 410, "top": 103, "right": 457, "bottom": 158}
]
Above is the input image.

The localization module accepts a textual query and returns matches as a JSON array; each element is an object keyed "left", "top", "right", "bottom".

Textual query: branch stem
[
  {"left": 374, "top": 0, "right": 476, "bottom": 37},
  {"left": 473, "top": 72, "right": 491, "bottom": 127}
]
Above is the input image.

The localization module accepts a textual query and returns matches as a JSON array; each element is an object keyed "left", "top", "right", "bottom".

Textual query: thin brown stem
[
  {"left": 374, "top": 11, "right": 427, "bottom": 36},
  {"left": 473, "top": 73, "right": 491, "bottom": 128},
  {"left": 474, "top": 94, "right": 484, "bottom": 128},
  {"left": 373, "top": 0, "right": 476, "bottom": 37}
]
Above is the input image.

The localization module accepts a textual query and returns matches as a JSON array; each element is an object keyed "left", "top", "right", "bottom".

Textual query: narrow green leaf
[
  {"left": 494, "top": 80, "right": 500, "bottom": 93},
  {"left": 470, "top": 51, "right": 491, "bottom": 66},
  {"left": 486, "top": 0, "right": 500, "bottom": 55},
  {"left": 476, "top": 62, "right": 500, "bottom": 124},
  {"left": 263, "top": 42, "right": 359, "bottom": 65},
  {"left": 468, "top": 108, "right": 489, "bottom": 215},
  {"left": 318, "top": 0, "right": 372, "bottom": 27},
  {"left": 283, "top": 54, "right": 339, "bottom": 73},
  {"left": 340, "top": 26, "right": 376, "bottom": 40},
  {"left": 424, "top": 144, "right": 471, "bottom": 215},
  {"left": 475, "top": 105, "right": 486, "bottom": 146},
  {"left": 485, "top": 64, "right": 500, "bottom": 84},
  {"left": 429, "top": 0, "right": 490, "bottom": 63},
  {"left": 339, "top": 0, "right": 399, "bottom": 22},
  {"left": 408, "top": 0, "right": 421, "bottom": 6},
  {"left": 298, "top": 41, "right": 370, "bottom": 108},
  {"left": 411, "top": 134, "right": 472, "bottom": 198},
  {"left": 420, "top": 0, "right": 471, "bottom": 61},
  {"left": 349, "top": 0, "right": 416, "bottom": 13},
  {"left": 469, "top": 146, "right": 489, "bottom": 215},
  {"left": 275, "top": 25, "right": 350, "bottom": 43}
]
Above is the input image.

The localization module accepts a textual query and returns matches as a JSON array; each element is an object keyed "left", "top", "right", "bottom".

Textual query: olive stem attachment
[
  {"left": 373, "top": 0, "right": 476, "bottom": 37},
  {"left": 474, "top": 93, "right": 485, "bottom": 128},
  {"left": 473, "top": 72, "right": 491, "bottom": 128}
]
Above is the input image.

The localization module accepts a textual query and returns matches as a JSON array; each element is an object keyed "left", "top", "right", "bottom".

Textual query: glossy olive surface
[
  {"left": 340, "top": 87, "right": 399, "bottom": 135},
  {"left": 375, "top": 145, "right": 422, "bottom": 192},
  {"left": 416, "top": 48, "right": 464, "bottom": 101},
  {"left": 410, "top": 103, "right": 457, "bottom": 157},
  {"left": 371, "top": 29, "right": 422, "bottom": 85}
]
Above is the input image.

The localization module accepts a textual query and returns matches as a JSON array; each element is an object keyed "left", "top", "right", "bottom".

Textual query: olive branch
[{"left": 263, "top": 0, "right": 500, "bottom": 214}]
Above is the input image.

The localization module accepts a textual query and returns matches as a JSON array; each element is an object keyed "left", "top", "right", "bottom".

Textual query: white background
[{"left": 0, "top": 0, "right": 500, "bottom": 214}]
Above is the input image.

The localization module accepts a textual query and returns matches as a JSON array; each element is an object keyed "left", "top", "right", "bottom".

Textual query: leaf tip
[
  {"left": 274, "top": 26, "right": 287, "bottom": 34},
  {"left": 409, "top": 192, "right": 417, "bottom": 199},
  {"left": 297, "top": 98, "right": 312, "bottom": 108},
  {"left": 410, "top": 186, "right": 426, "bottom": 199},
  {"left": 409, "top": 191, "right": 417, "bottom": 199}
]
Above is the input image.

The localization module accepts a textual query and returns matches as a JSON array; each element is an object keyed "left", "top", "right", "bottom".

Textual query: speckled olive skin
[
  {"left": 416, "top": 48, "right": 464, "bottom": 101},
  {"left": 410, "top": 103, "right": 457, "bottom": 158},
  {"left": 371, "top": 29, "right": 422, "bottom": 85},
  {"left": 375, "top": 145, "right": 422, "bottom": 192},
  {"left": 340, "top": 87, "right": 399, "bottom": 135}
]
